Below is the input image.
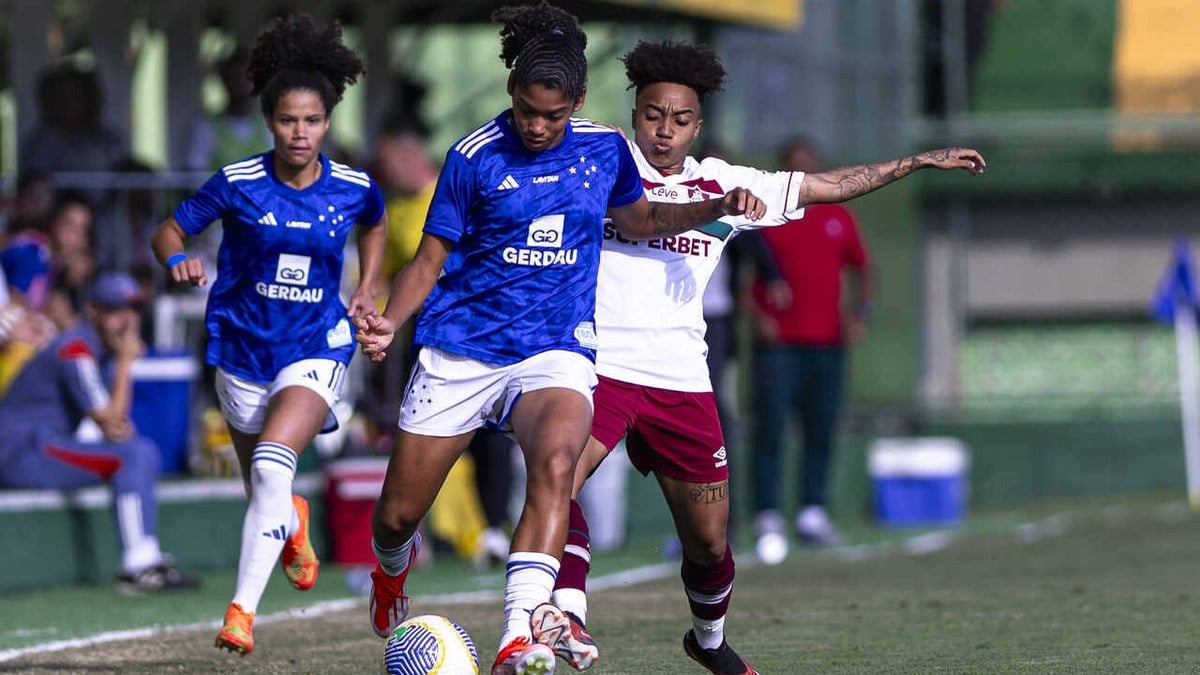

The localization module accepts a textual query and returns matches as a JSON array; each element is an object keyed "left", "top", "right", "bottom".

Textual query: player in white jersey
[
  {"left": 151, "top": 15, "right": 385, "bottom": 656},
  {"left": 353, "top": 6, "right": 767, "bottom": 675},
  {"left": 546, "top": 40, "right": 986, "bottom": 674}
]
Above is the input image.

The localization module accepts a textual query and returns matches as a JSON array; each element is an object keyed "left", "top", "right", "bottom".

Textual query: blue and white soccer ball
[{"left": 382, "top": 614, "right": 480, "bottom": 675}]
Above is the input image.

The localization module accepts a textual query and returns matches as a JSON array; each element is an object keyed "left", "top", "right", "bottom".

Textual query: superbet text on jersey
[{"left": 593, "top": 141, "right": 805, "bottom": 392}]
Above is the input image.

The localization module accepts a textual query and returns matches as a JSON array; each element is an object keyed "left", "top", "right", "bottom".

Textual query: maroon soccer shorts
[{"left": 590, "top": 375, "right": 728, "bottom": 484}]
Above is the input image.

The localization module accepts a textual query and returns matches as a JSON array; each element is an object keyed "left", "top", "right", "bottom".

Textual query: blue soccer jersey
[
  {"left": 415, "top": 112, "right": 643, "bottom": 365},
  {"left": 174, "top": 152, "right": 385, "bottom": 382}
]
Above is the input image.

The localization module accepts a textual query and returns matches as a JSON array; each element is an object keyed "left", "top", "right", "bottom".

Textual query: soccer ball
[{"left": 382, "top": 614, "right": 480, "bottom": 674}]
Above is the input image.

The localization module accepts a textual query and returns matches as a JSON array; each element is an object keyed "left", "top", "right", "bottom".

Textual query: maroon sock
[
  {"left": 553, "top": 499, "right": 591, "bottom": 592},
  {"left": 680, "top": 543, "right": 735, "bottom": 621}
]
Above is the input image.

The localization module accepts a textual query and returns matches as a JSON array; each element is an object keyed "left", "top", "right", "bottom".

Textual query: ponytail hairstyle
[
  {"left": 492, "top": 2, "right": 588, "bottom": 102},
  {"left": 247, "top": 14, "right": 366, "bottom": 117},
  {"left": 621, "top": 39, "right": 726, "bottom": 101}
]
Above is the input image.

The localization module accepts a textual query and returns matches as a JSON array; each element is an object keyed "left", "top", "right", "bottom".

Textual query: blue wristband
[{"left": 165, "top": 252, "right": 188, "bottom": 269}]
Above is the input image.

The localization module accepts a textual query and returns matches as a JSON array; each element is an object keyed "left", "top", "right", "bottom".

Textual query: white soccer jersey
[{"left": 594, "top": 143, "right": 805, "bottom": 391}]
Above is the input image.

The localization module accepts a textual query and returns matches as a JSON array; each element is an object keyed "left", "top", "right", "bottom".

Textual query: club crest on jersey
[{"left": 256, "top": 253, "right": 324, "bottom": 303}]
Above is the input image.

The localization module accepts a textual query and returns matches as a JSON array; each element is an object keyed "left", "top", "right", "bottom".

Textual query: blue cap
[{"left": 90, "top": 271, "right": 145, "bottom": 309}]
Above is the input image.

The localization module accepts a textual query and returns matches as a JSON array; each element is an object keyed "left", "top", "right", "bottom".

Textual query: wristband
[{"left": 165, "top": 252, "right": 188, "bottom": 269}]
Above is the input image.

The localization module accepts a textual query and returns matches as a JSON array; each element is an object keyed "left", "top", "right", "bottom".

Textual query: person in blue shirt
[
  {"left": 150, "top": 14, "right": 385, "bottom": 657},
  {"left": 353, "top": 4, "right": 765, "bottom": 674},
  {"left": 0, "top": 271, "right": 199, "bottom": 592}
]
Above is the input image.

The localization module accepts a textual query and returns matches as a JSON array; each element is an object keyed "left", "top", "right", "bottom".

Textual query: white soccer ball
[
  {"left": 756, "top": 531, "right": 789, "bottom": 566},
  {"left": 382, "top": 614, "right": 480, "bottom": 675}
]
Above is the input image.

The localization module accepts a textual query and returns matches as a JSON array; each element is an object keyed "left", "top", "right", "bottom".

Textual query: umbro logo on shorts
[{"left": 713, "top": 446, "right": 728, "bottom": 468}]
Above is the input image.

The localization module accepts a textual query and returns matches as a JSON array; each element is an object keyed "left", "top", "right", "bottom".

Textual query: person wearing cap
[{"left": 0, "top": 270, "right": 199, "bottom": 592}]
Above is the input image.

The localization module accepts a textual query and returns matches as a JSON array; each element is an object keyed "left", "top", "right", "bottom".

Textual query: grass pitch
[{"left": 4, "top": 495, "right": 1200, "bottom": 673}]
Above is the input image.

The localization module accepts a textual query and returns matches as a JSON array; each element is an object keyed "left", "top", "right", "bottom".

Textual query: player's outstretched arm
[
  {"left": 608, "top": 188, "right": 767, "bottom": 241},
  {"left": 151, "top": 217, "right": 207, "bottom": 287},
  {"left": 354, "top": 232, "right": 451, "bottom": 363},
  {"left": 799, "top": 147, "right": 985, "bottom": 205}
]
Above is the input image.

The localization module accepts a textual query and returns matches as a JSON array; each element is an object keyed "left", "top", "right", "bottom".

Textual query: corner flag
[
  {"left": 1152, "top": 238, "right": 1199, "bottom": 324},
  {"left": 1154, "top": 238, "right": 1200, "bottom": 509}
]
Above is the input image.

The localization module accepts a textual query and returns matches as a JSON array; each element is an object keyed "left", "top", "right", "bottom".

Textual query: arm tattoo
[
  {"left": 800, "top": 150, "right": 947, "bottom": 203},
  {"left": 689, "top": 481, "right": 729, "bottom": 504},
  {"left": 644, "top": 200, "right": 724, "bottom": 238}
]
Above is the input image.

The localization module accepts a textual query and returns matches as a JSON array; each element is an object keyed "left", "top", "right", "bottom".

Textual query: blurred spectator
[
  {"left": 1, "top": 170, "right": 55, "bottom": 235},
  {"left": 109, "top": 158, "right": 162, "bottom": 271},
  {"left": 748, "top": 137, "right": 873, "bottom": 554},
  {"left": 42, "top": 193, "right": 96, "bottom": 331},
  {"left": 357, "top": 116, "right": 438, "bottom": 448},
  {"left": 185, "top": 48, "right": 272, "bottom": 172},
  {"left": 0, "top": 222, "right": 52, "bottom": 311},
  {"left": 0, "top": 271, "right": 199, "bottom": 592},
  {"left": 19, "top": 64, "right": 126, "bottom": 178},
  {"left": 19, "top": 64, "right": 126, "bottom": 269}
]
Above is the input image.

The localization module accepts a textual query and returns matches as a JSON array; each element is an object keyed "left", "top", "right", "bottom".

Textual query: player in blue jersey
[
  {"left": 150, "top": 15, "right": 385, "bottom": 656},
  {"left": 352, "top": 4, "right": 765, "bottom": 674}
]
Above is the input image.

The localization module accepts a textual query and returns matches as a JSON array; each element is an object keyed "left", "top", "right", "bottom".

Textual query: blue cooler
[
  {"left": 869, "top": 437, "right": 968, "bottom": 528},
  {"left": 131, "top": 350, "right": 199, "bottom": 475}
]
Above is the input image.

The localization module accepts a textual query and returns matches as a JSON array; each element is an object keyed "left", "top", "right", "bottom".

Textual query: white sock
[
  {"left": 116, "top": 490, "right": 163, "bottom": 573},
  {"left": 551, "top": 588, "right": 588, "bottom": 625},
  {"left": 693, "top": 615, "right": 727, "bottom": 650},
  {"left": 230, "top": 442, "right": 297, "bottom": 613},
  {"left": 499, "top": 551, "right": 559, "bottom": 649},
  {"left": 373, "top": 532, "right": 419, "bottom": 577}
]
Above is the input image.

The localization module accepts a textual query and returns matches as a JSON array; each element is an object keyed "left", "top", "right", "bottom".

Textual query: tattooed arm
[
  {"left": 797, "top": 147, "right": 986, "bottom": 206},
  {"left": 608, "top": 188, "right": 767, "bottom": 241}
]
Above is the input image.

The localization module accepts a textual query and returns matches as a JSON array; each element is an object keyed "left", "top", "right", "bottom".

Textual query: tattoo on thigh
[{"left": 689, "top": 482, "right": 728, "bottom": 504}]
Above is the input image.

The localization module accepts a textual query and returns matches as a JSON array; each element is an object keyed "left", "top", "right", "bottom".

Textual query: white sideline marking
[
  {"left": 0, "top": 502, "right": 1188, "bottom": 664},
  {"left": 0, "top": 562, "right": 676, "bottom": 664}
]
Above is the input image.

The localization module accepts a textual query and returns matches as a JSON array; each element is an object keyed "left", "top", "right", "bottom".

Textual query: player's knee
[
  {"left": 527, "top": 447, "right": 577, "bottom": 492},
  {"left": 130, "top": 436, "right": 162, "bottom": 475}
]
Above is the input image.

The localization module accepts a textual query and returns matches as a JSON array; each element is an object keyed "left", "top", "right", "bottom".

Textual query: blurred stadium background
[{"left": 2, "top": 0, "right": 1200, "bottom": 662}]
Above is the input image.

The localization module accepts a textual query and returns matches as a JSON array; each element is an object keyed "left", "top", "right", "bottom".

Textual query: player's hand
[
  {"left": 720, "top": 188, "right": 767, "bottom": 221},
  {"left": 354, "top": 313, "right": 397, "bottom": 363},
  {"left": 168, "top": 255, "right": 207, "bottom": 287},
  {"left": 919, "top": 147, "right": 986, "bottom": 175},
  {"left": 346, "top": 285, "right": 376, "bottom": 320}
]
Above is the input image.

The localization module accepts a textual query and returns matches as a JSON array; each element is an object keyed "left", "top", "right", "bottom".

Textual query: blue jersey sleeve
[
  {"left": 607, "top": 136, "right": 644, "bottom": 208},
  {"left": 423, "top": 150, "right": 475, "bottom": 244},
  {"left": 174, "top": 172, "right": 231, "bottom": 235},
  {"left": 358, "top": 179, "right": 386, "bottom": 226}
]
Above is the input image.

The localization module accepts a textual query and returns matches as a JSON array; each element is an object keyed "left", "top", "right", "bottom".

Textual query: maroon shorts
[{"left": 591, "top": 375, "right": 728, "bottom": 484}]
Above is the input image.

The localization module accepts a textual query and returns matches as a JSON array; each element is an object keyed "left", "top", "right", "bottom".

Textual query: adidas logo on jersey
[
  {"left": 497, "top": 175, "right": 520, "bottom": 190},
  {"left": 258, "top": 212, "right": 278, "bottom": 226}
]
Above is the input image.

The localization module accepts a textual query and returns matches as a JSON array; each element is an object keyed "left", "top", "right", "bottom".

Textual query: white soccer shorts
[
  {"left": 215, "top": 359, "right": 348, "bottom": 434},
  {"left": 398, "top": 346, "right": 597, "bottom": 437}
]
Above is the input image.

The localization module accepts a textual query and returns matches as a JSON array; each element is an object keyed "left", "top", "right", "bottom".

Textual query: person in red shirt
[{"left": 748, "top": 137, "right": 873, "bottom": 560}]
